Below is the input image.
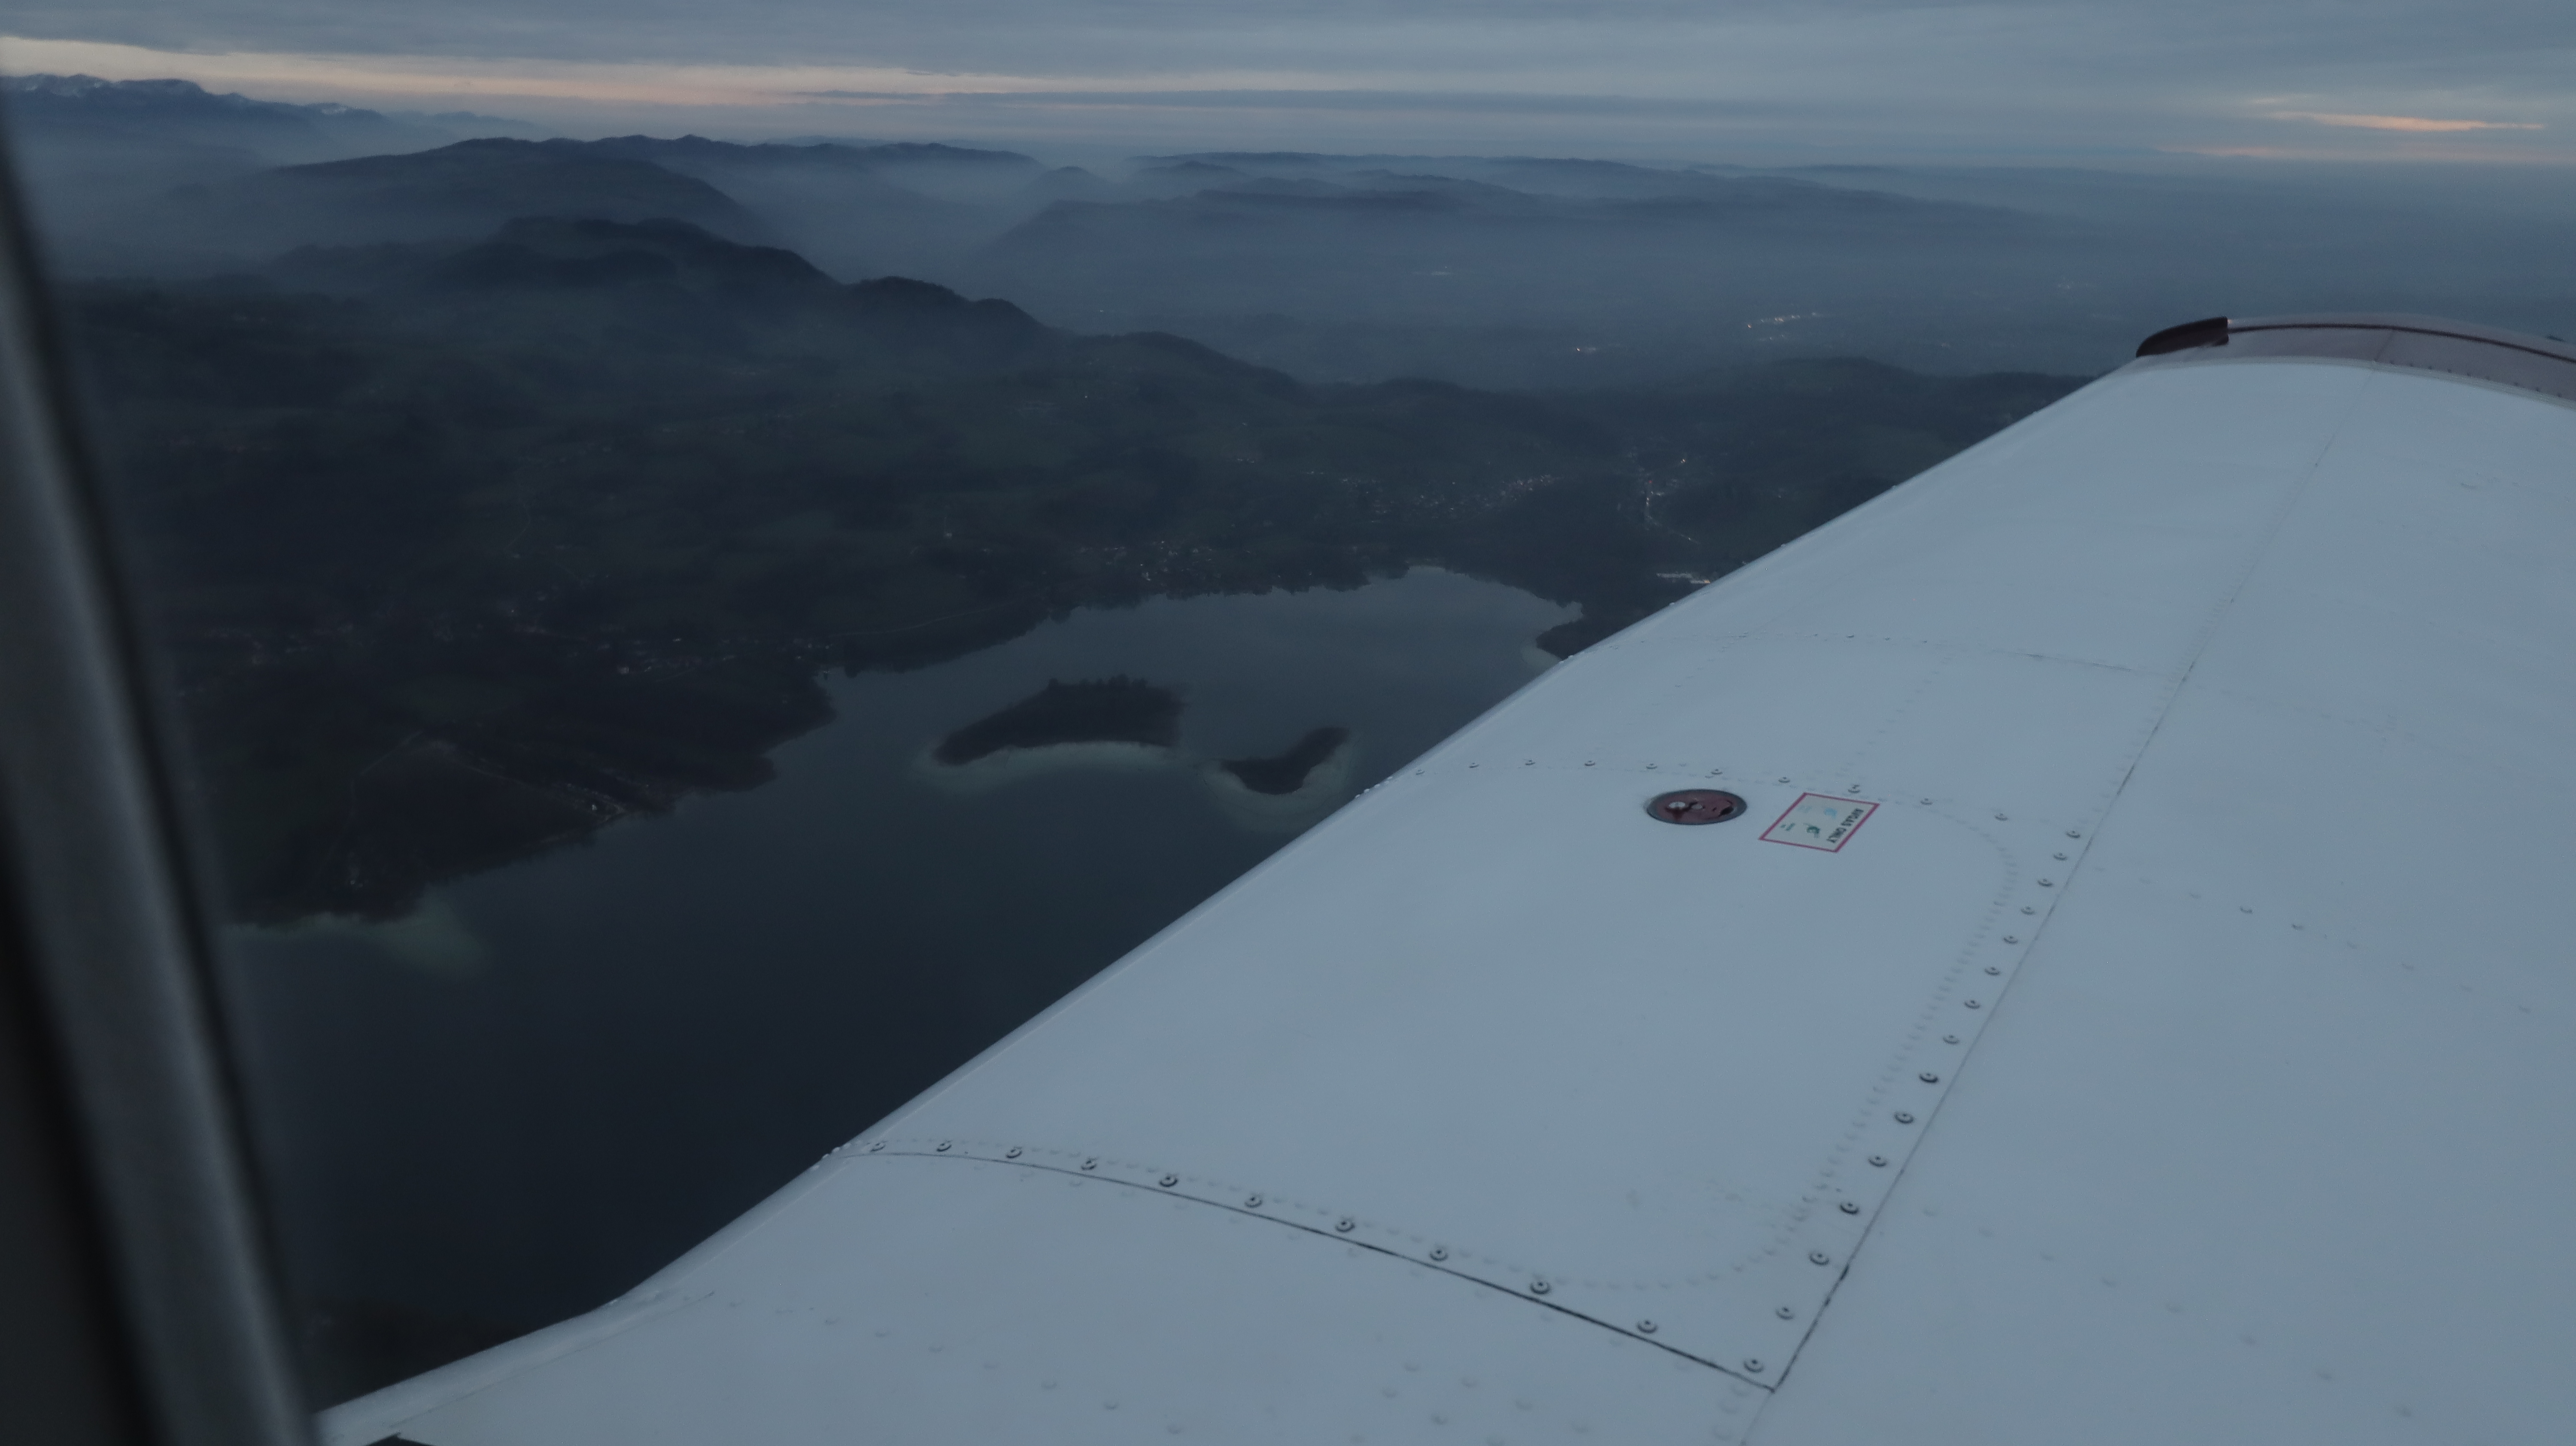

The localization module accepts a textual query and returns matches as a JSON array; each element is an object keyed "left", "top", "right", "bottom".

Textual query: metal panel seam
[
  {"left": 842, "top": 1139, "right": 1777, "bottom": 1390},
  {"left": 1744, "top": 365, "right": 2378, "bottom": 1402}
]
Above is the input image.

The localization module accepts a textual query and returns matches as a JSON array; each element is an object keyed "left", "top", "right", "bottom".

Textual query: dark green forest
[{"left": 71, "top": 216, "right": 2084, "bottom": 921}]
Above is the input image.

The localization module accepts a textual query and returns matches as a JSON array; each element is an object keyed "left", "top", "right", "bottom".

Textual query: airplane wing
[{"left": 323, "top": 315, "right": 2576, "bottom": 1446}]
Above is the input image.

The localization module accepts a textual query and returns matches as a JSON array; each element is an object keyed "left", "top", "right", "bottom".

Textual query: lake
[{"left": 219, "top": 568, "right": 1571, "bottom": 1397}]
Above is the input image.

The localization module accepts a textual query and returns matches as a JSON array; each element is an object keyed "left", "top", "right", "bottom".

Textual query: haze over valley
[{"left": 17, "top": 74, "right": 2574, "bottom": 386}]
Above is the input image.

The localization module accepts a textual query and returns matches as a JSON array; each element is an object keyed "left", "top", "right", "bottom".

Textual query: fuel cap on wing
[{"left": 1646, "top": 789, "right": 1746, "bottom": 824}]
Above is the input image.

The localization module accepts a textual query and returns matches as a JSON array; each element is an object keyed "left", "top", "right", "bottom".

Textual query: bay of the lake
[{"left": 223, "top": 568, "right": 1569, "bottom": 1393}]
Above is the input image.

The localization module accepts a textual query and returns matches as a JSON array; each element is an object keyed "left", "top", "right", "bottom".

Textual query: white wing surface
[{"left": 325, "top": 317, "right": 2576, "bottom": 1445}]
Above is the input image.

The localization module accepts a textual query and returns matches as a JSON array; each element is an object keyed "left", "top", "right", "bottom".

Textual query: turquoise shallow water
[{"left": 222, "top": 568, "right": 1570, "bottom": 1364}]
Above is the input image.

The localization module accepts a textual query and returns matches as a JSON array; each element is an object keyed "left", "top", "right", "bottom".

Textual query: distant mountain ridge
[
  {"left": 270, "top": 217, "right": 1051, "bottom": 383},
  {"left": 150, "top": 139, "right": 771, "bottom": 255},
  {"left": 422, "top": 216, "right": 834, "bottom": 295},
  {"left": 8, "top": 72, "right": 394, "bottom": 125},
  {"left": 551, "top": 134, "right": 1038, "bottom": 173},
  {"left": 3, "top": 73, "right": 455, "bottom": 158},
  {"left": 18, "top": 89, "right": 2119, "bottom": 380},
  {"left": 1139, "top": 152, "right": 1765, "bottom": 200},
  {"left": 972, "top": 159, "right": 2033, "bottom": 379},
  {"left": 279, "top": 216, "right": 1046, "bottom": 361},
  {"left": 34, "top": 124, "right": 1056, "bottom": 280}
]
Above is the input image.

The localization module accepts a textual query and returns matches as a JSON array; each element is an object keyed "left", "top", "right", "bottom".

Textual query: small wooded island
[
  {"left": 934, "top": 678, "right": 1183, "bottom": 764},
  {"left": 1221, "top": 726, "right": 1352, "bottom": 796}
]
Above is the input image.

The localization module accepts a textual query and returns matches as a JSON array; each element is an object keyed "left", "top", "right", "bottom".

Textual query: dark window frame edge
[{"left": 0, "top": 118, "right": 309, "bottom": 1446}]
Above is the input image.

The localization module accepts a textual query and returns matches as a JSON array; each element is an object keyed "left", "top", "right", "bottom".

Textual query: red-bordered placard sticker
[{"left": 1761, "top": 793, "right": 1878, "bottom": 852}]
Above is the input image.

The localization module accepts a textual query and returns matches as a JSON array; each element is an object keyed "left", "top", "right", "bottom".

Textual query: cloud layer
[{"left": 5, "top": 1, "right": 2568, "bottom": 161}]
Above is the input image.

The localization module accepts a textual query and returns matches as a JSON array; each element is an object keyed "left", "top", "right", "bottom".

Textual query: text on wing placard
[{"left": 1761, "top": 793, "right": 1877, "bottom": 852}]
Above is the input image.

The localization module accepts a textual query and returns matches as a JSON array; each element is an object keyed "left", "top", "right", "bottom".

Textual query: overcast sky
[{"left": 5, "top": 0, "right": 2570, "bottom": 163}]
